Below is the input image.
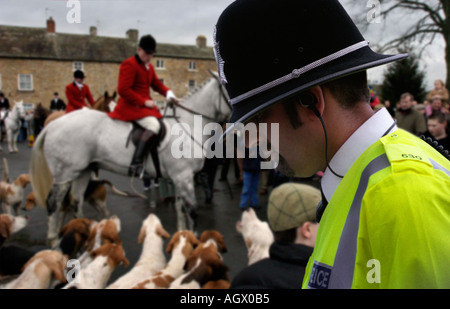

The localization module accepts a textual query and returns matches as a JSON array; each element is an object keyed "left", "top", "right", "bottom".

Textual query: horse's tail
[{"left": 30, "top": 129, "right": 53, "bottom": 208}]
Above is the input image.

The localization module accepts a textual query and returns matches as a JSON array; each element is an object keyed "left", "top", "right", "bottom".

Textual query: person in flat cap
[
  {"left": 108, "top": 34, "right": 179, "bottom": 177},
  {"left": 65, "top": 70, "right": 95, "bottom": 113},
  {"left": 215, "top": 0, "right": 450, "bottom": 289},
  {"left": 231, "top": 183, "right": 320, "bottom": 289}
]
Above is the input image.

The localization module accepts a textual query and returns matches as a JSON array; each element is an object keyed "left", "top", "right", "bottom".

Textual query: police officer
[{"left": 215, "top": 0, "right": 450, "bottom": 288}]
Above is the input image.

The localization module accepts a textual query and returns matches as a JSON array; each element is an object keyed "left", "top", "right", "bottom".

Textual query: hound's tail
[
  {"left": 30, "top": 129, "right": 53, "bottom": 208},
  {"left": 99, "top": 180, "right": 131, "bottom": 197}
]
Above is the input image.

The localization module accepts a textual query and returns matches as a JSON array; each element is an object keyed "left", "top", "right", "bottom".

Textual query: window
[
  {"left": 156, "top": 59, "right": 165, "bottom": 69},
  {"left": 188, "top": 61, "right": 197, "bottom": 71},
  {"left": 188, "top": 79, "right": 196, "bottom": 92},
  {"left": 18, "top": 74, "right": 33, "bottom": 91},
  {"left": 73, "top": 61, "right": 84, "bottom": 71}
]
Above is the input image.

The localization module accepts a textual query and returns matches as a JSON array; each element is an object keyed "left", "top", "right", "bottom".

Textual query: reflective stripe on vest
[
  {"left": 306, "top": 143, "right": 450, "bottom": 289},
  {"left": 328, "top": 154, "right": 390, "bottom": 289}
]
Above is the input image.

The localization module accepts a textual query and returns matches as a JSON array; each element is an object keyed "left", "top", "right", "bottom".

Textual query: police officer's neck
[{"left": 322, "top": 99, "right": 375, "bottom": 161}]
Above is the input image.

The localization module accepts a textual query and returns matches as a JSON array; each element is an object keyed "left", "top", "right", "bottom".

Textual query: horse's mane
[{"left": 181, "top": 78, "right": 213, "bottom": 102}]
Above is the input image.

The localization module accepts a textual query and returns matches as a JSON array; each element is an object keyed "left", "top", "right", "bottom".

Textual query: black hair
[
  {"left": 282, "top": 71, "right": 370, "bottom": 128},
  {"left": 273, "top": 228, "right": 297, "bottom": 244},
  {"left": 322, "top": 71, "right": 370, "bottom": 109}
]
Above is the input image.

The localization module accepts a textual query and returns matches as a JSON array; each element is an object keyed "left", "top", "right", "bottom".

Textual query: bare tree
[{"left": 344, "top": 0, "right": 449, "bottom": 88}]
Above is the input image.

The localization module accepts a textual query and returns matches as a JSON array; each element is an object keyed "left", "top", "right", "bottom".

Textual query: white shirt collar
[
  {"left": 321, "top": 107, "right": 397, "bottom": 202},
  {"left": 75, "top": 81, "right": 84, "bottom": 89}
]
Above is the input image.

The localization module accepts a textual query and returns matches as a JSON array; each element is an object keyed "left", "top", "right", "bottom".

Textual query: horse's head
[
  {"left": 208, "top": 70, "right": 231, "bottom": 123},
  {"left": 105, "top": 91, "right": 117, "bottom": 112},
  {"left": 13, "top": 100, "right": 26, "bottom": 118},
  {"left": 94, "top": 91, "right": 117, "bottom": 113}
]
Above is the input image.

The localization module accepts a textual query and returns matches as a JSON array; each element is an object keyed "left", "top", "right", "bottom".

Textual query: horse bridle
[
  {"left": 165, "top": 72, "right": 231, "bottom": 149},
  {"left": 168, "top": 73, "right": 231, "bottom": 123}
]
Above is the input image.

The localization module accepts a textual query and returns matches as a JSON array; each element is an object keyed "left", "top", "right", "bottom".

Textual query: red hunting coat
[
  {"left": 108, "top": 55, "right": 169, "bottom": 121},
  {"left": 65, "top": 82, "right": 95, "bottom": 113}
]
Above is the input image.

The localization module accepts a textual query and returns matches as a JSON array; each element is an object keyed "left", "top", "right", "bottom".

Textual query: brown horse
[
  {"left": 44, "top": 91, "right": 117, "bottom": 127},
  {"left": 92, "top": 91, "right": 117, "bottom": 113}
]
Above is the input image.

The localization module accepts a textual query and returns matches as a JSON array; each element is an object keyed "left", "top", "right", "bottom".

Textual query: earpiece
[
  {"left": 298, "top": 91, "right": 344, "bottom": 179},
  {"left": 298, "top": 92, "right": 320, "bottom": 118}
]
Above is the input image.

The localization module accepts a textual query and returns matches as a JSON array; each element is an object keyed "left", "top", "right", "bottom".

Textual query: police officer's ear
[{"left": 298, "top": 86, "right": 324, "bottom": 119}]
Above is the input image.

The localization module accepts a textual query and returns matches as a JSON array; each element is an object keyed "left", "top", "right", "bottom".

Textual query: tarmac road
[{"left": 2, "top": 140, "right": 320, "bottom": 287}]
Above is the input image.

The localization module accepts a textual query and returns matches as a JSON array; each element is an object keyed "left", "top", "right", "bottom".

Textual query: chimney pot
[
  {"left": 47, "top": 17, "right": 55, "bottom": 33},
  {"left": 90, "top": 26, "right": 97, "bottom": 37},
  {"left": 196, "top": 35, "right": 207, "bottom": 48},
  {"left": 126, "top": 29, "right": 139, "bottom": 42}
]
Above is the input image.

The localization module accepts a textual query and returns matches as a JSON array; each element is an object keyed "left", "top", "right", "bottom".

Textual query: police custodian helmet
[{"left": 213, "top": 0, "right": 408, "bottom": 129}]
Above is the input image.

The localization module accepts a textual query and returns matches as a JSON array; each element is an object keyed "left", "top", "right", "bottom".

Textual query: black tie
[{"left": 316, "top": 187, "right": 328, "bottom": 223}]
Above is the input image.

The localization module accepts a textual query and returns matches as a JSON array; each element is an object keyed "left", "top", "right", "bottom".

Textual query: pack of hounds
[{"left": 0, "top": 157, "right": 276, "bottom": 289}]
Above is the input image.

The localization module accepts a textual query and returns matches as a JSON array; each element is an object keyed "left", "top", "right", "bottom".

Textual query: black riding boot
[{"left": 129, "top": 130, "right": 157, "bottom": 177}]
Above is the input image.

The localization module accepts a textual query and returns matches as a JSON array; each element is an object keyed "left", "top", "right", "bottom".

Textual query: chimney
[
  {"left": 196, "top": 35, "right": 207, "bottom": 48},
  {"left": 47, "top": 17, "right": 55, "bottom": 34},
  {"left": 90, "top": 26, "right": 97, "bottom": 37},
  {"left": 126, "top": 29, "right": 139, "bottom": 42}
]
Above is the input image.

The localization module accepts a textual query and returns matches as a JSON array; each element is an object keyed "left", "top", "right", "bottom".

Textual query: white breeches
[{"left": 136, "top": 116, "right": 160, "bottom": 132}]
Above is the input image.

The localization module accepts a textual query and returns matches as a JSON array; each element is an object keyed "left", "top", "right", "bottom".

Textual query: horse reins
[{"left": 165, "top": 76, "right": 231, "bottom": 149}]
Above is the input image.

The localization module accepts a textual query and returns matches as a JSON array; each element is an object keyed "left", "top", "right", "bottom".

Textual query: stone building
[{"left": 0, "top": 17, "right": 218, "bottom": 109}]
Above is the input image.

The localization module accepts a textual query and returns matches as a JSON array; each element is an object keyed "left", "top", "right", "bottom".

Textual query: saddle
[{"left": 126, "top": 119, "right": 166, "bottom": 176}]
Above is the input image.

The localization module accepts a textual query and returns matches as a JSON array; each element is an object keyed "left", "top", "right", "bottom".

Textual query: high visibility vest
[{"left": 302, "top": 129, "right": 450, "bottom": 289}]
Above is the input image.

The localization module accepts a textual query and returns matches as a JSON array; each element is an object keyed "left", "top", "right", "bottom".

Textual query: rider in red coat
[
  {"left": 108, "top": 34, "right": 178, "bottom": 176},
  {"left": 65, "top": 70, "right": 95, "bottom": 113}
]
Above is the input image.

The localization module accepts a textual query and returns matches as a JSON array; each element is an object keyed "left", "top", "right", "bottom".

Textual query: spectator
[
  {"left": 238, "top": 142, "right": 261, "bottom": 210},
  {"left": 231, "top": 183, "right": 321, "bottom": 289},
  {"left": 219, "top": 130, "right": 242, "bottom": 185},
  {"left": 0, "top": 92, "right": 10, "bottom": 123},
  {"left": 425, "top": 95, "right": 448, "bottom": 118},
  {"left": 50, "top": 92, "right": 66, "bottom": 112},
  {"left": 423, "top": 111, "right": 450, "bottom": 151},
  {"left": 426, "top": 79, "right": 449, "bottom": 103},
  {"left": 33, "top": 103, "right": 50, "bottom": 137},
  {"left": 395, "top": 92, "right": 427, "bottom": 136}
]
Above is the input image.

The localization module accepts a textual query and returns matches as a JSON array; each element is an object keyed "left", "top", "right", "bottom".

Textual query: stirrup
[{"left": 129, "top": 164, "right": 144, "bottom": 178}]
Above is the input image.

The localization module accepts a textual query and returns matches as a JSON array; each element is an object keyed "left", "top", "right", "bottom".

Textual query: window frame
[{"left": 17, "top": 74, "right": 33, "bottom": 91}]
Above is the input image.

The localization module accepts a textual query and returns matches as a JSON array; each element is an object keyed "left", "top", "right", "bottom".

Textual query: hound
[
  {"left": 236, "top": 208, "right": 274, "bottom": 265},
  {"left": 106, "top": 213, "right": 170, "bottom": 289},
  {"left": 0, "top": 159, "right": 30, "bottom": 216},
  {"left": 0, "top": 213, "right": 28, "bottom": 247},
  {"left": 63, "top": 243, "right": 129, "bottom": 289},
  {"left": 131, "top": 230, "right": 200, "bottom": 289},
  {"left": 56, "top": 218, "right": 97, "bottom": 259},
  {"left": 78, "top": 215, "right": 122, "bottom": 268},
  {"left": 1, "top": 249, "right": 68, "bottom": 289},
  {"left": 169, "top": 230, "right": 230, "bottom": 289}
]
